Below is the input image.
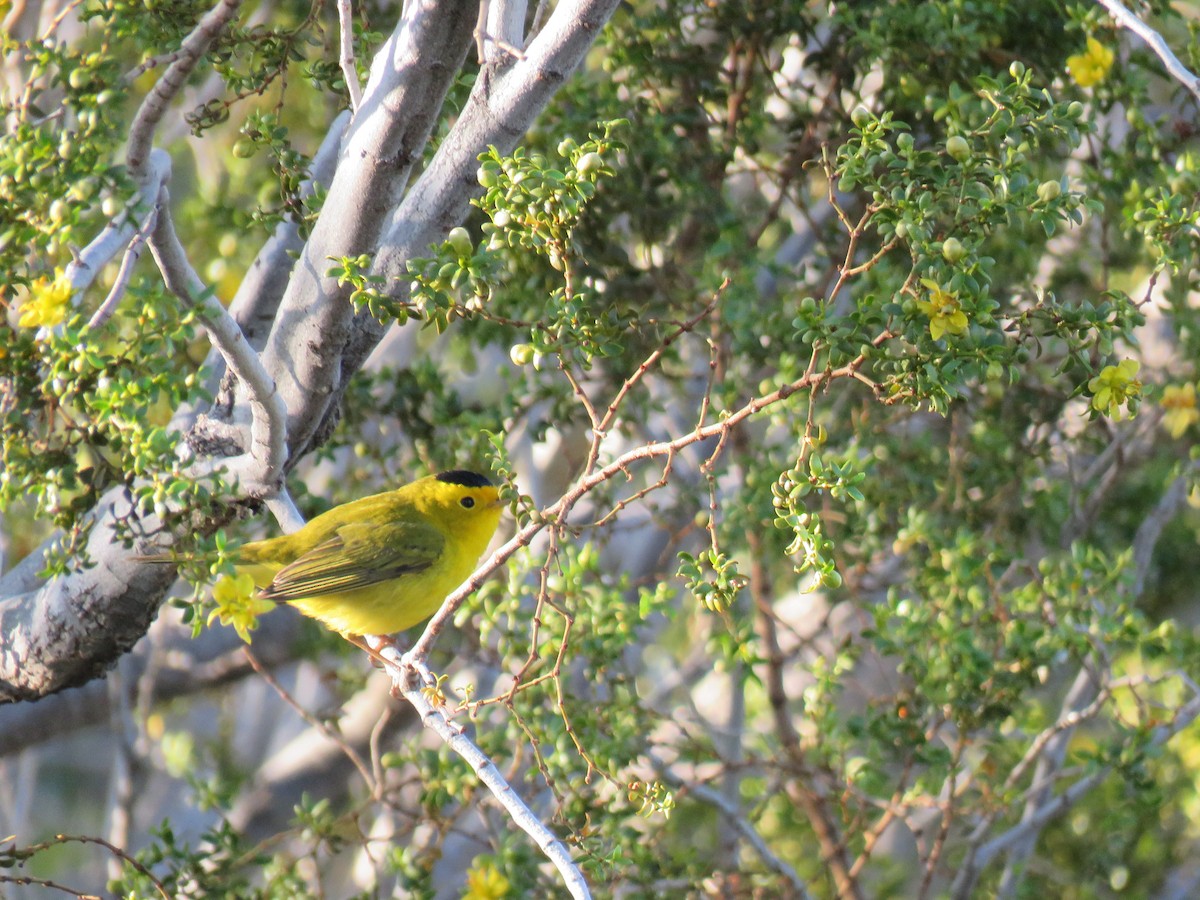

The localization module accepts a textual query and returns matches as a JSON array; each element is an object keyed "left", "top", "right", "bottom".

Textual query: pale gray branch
[
  {"left": 951, "top": 672, "right": 1200, "bottom": 898},
  {"left": 64, "top": 149, "right": 171, "bottom": 299},
  {"left": 260, "top": 0, "right": 479, "bottom": 457},
  {"left": 0, "top": 489, "right": 177, "bottom": 703},
  {"left": 146, "top": 187, "right": 288, "bottom": 497},
  {"left": 336, "top": 0, "right": 363, "bottom": 111},
  {"left": 0, "top": 612, "right": 303, "bottom": 755},
  {"left": 1095, "top": 0, "right": 1200, "bottom": 107},
  {"left": 85, "top": 202, "right": 160, "bottom": 331},
  {"left": 369, "top": 638, "right": 591, "bottom": 899},
  {"left": 981, "top": 689, "right": 1200, "bottom": 866},
  {"left": 265, "top": 490, "right": 305, "bottom": 534},
  {"left": 994, "top": 666, "right": 1102, "bottom": 897},
  {"left": 318, "top": 0, "right": 622, "bottom": 449},
  {"left": 126, "top": 0, "right": 244, "bottom": 177},
  {"left": 222, "top": 111, "right": 349, "bottom": 356}
]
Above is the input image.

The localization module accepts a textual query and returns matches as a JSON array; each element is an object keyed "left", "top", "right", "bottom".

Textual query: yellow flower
[
  {"left": 18, "top": 270, "right": 73, "bottom": 329},
  {"left": 209, "top": 572, "right": 273, "bottom": 643},
  {"left": 1161, "top": 382, "right": 1199, "bottom": 438},
  {"left": 462, "top": 861, "right": 510, "bottom": 900},
  {"left": 1088, "top": 358, "right": 1142, "bottom": 419},
  {"left": 916, "top": 278, "right": 969, "bottom": 341},
  {"left": 1067, "top": 37, "right": 1114, "bottom": 88}
]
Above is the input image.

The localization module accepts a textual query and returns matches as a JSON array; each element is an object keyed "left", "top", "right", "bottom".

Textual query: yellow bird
[{"left": 236, "top": 470, "right": 503, "bottom": 636}]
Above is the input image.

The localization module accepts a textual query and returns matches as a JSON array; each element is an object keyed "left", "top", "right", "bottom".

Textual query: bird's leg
[{"left": 345, "top": 633, "right": 394, "bottom": 670}]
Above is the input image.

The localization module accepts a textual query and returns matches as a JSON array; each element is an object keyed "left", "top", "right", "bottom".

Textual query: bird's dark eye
[{"left": 461, "top": 497, "right": 475, "bottom": 509}]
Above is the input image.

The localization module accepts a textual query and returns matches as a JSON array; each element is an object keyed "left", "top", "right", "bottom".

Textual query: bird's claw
[{"left": 400, "top": 651, "right": 437, "bottom": 689}]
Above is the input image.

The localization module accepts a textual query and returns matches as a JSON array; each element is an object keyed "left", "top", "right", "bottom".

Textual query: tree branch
[
  {"left": 406, "top": 354, "right": 875, "bottom": 662},
  {"left": 260, "top": 0, "right": 480, "bottom": 458},
  {"left": 125, "top": 0, "right": 244, "bottom": 177},
  {"left": 951, "top": 672, "right": 1200, "bottom": 897},
  {"left": 218, "top": 111, "right": 350, "bottom": 355},
  {"left": 0, "top": 612, "right": 303, "bottom": 756},
  {"left": 1095, "top": 0, "right": 1200, "bottom": 108},
  {"left": 146, "top": 187, "right": 288, "bottom": 497},
  {"left": 63, "top": 150, "right": 171, "bottom": 299},
  {"left": 368, "top": 637, "right": 592, "bottom": 899},
  {"left": 1131, "top": 467, "right": 1192, "bottom": 599},
  {"left": 0, "top": 490, "right": 179, "bottom": 703},
  {"left": 993, "top": 665, "right": 1102, "bottom": 897},
  {"left": 329, "top": 0, "right": 625, "bottom": 448},
  {"left": 336, "top": 0, "right": 363, "bottom": 112}
]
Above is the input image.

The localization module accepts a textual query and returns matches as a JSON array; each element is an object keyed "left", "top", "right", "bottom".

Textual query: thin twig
[
  {"left": 243, "top": 647, "right": 377, "bottom": 793},
  {"left": 0, "top": 874, "right": 101, "bottom": 898},
  {"left": 86, "top": 204, "right": 160, "bottom": 331},
  {"left": 404, "top": 344, "right": 881, "bottom": 663},
  {"left": 336, "top": 0, "right": 363, "bottom": 111},
  {"left": 597, "top": 287, "right": 725, "bottom": 440},
  {"left": 146, "top": 186, "right": 289, "bottom": 496},
  {"left": 0, "top": 833, "right": 170, "bottom": 899},
  {"left": 37, "top": 0, "right": 87, "bottom": 42},
  {"left": 122, "top": 50, "right": 184, "bottom": 85}
]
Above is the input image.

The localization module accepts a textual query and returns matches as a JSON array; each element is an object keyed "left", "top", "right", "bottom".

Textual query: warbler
[{"left": 235, "top": 470, "right": 503, "bottom": 636}]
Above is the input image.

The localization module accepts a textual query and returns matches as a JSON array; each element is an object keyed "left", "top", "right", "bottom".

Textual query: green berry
[
  {"left": 942, "top": 237, "right": 966, "bottom": 262},
  {"left": 576, "top": 152, "right": 603, "bottom": 174},
  {"left": 446, "top": 227, "right": 473, "bottom": 258},
  {"left": 1036, "top": 180, "right": 1061, "bottom": 203},
  {"left": 946, "top": 135, "right": 971, "bottom": 162}
]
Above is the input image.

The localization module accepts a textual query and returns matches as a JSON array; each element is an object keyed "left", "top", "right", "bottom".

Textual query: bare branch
[
  {"left": 0, "top": 612, "right": 303, "bottom": 757},
  {"left": 265, "top": 490, "right": 305, "bottom": 533},
  {"left": 1094, "top": 0, "right": 1200, "bottom": 106},
  {"left": 64, "top": 150, "right": 171, "bottom": 298},
  {"left": 1131, "top": 468, "right": 1192, "bottom": 598},
  {"left": 146, "top": 187, "right": 288, "bottom": 496},
  {"left": 478, "top": 0, "right": 528, "bottom": 65},
  {"left": 993, "top": 665, "right": 1101, "bottom": 897},
  {"left": 312, "top": 0, "right": 624, "bottom": 444},
  {"left": 336, "top": 0, "right": 363, "bottom": 111},
  {"left": 260, "top": 0, "right": 480, "bottom": 457},
  {"left": 222, "top": 111, "right": 349, "bottom": 352},
  {"left": 951, "top": 674, "right": 1200, "bottom": 897},
  {"left": 368, "top": 638, "right": 592, "bottom": 899},
  {"left": 126, "top": 0, "right": 244, "bottom": 178},
  {"left": 85, "top": 204, "right": 161, "bottom": 331}
]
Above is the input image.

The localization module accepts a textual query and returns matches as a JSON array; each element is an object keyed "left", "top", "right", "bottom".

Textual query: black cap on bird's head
[{"left": 435, "top": 470, "right": 493, "bottom": 488}]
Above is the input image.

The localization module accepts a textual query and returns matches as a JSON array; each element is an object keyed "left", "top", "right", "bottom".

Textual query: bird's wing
[{"left": 256, "top": 519, "right": 444, "bottom": 602}]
